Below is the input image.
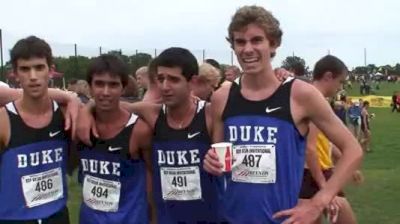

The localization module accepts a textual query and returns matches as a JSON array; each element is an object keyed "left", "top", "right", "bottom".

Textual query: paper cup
[{"left": 212, "top": 142, "right": 233, "bottom": 172}]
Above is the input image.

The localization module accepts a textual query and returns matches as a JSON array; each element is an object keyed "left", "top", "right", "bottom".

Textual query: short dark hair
[
  {"left": 10, "top": 36, "right": 53, "bottom": 70},
  {"left": 205, "top": 58, "right": 221, "bottom": 70},
  {"left": 363, "top": 101, "right": 370, "bottom": 107},
  {"left": 153, "top": 47, "right": 198, "bottom": 81},
  {"left": 86, "top": 54, "right": 129, "bottom": 87},
  {"left": 68, "top": 78, "right": 78, "bottom": 85},
  {"left": 313, "top": 55, "right": 347, "bottom": 81}
]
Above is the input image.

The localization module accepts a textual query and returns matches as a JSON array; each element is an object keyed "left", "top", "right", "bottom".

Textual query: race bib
[
  {"left": 232, "top": 144, "right": 276, "bottom": 184},
  {"left": 83, "top": 175, "right": 121, "bottom": 212},
  {"left": 160, "top": 166, "right": 201, "bottom": 201},
  {"left": 21, "top": 168, "right": 64, "bottom": 208}
]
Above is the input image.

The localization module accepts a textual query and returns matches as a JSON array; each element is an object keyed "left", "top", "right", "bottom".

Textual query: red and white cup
[{"left": 212, "top": 142, "right": 233, "bottom": 172}]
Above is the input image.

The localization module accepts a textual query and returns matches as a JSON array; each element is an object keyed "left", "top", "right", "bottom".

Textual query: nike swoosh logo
[
  {"left": 187, "top": 132, "right": 201, "bottom": 139},
  {"left": 265, "top": 107, "right": 282, "bottom": 113},
  {"left": 108, "top": 146, "right": 122, "bottom": 152},
  {"left": 49, "top": 131, "right": 61, "bottom": 137}
]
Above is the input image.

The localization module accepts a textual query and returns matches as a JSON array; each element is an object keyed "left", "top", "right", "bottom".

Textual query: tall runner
[{"left": 204, "top": 6, "right": 363, "bottom": 224}]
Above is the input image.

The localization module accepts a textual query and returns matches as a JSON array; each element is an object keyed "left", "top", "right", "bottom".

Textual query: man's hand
[
  {"left": 203, "top": 149, "right": 223, "bottom": 176},
  {"left": 64, "top": 96, "right": 80, "bottom": 140},
  {"left": 352, "top": 170, "right": 364, "bottom": 185},
  {"left": 273, "top": 198, "right": 324, "bottom": 224},
  {"left": 326, "top": 196, "right": 341, "bottom": 223},
  {"left": 76, "top": 105, "right": 98, "bottom": 145},
  {"left": 274, "top": 68, "right": 294, "bottom": 82}
]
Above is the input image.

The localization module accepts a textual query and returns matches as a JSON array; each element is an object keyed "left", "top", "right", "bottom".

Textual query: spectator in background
[
  {"left": 67, "top": 78, "right": 78, "bottom": 92},
  {"left": 348, "top": 101, "right": 362, "bottom": 141},
  {"left": 360, "top": 101, "right": 372, "bottom": 152},
  {"left": 289, "top": 61, "right": 309, "bottom": 82},
  {"left": 205, "top": 58, "right": 221, "bottom": 70},
  {"left": 136, "top": 66, "right": 149, "bottom": 99},
  {"left": 142, "top": 59, "right": 162, "bottom": 103},
  {"left": 333, "top": 94, "right": 348, "bottom": 125},
  {"left": 224, "top": 65, "right": 241, "bottom": 82},
  {"left": 392, "top": 91, "right": 399, "bottom": 112},
  {"left": 191, "top": 63, "right": 221, "bottom": 101},
  {"left": 76, "top": 79, "right": 91, "bottom": 104},
  {"left": 121, "top": 76, "right": 140, "bottom": 103}
]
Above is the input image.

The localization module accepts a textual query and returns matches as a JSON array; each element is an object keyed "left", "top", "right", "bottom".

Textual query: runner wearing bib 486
[{"left": 0, "top": 36, "right": 71, "bottom": 223}]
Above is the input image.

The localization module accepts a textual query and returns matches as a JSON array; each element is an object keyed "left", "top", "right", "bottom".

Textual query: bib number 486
[
  {"left": 35, "top": 179, "right": 53, "bottom": 192},
  {"left": 242, "top": 154, "right": 261, "bottom": 167}
]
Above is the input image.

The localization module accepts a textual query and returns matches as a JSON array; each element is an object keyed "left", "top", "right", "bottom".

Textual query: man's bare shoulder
[
  {"left": 291, "top": 79, "right": 322, "bottom": 102},
  {"left": 212, "top": 81, "right": 232, "bottom": 103}
]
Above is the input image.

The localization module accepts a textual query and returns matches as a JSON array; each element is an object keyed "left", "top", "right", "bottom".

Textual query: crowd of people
[{"left": 0, "top": 5, "right": 365, "bottom": 224}]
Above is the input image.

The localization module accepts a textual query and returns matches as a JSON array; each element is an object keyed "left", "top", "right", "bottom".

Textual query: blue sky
[{"left": 0, "top": 0, "right": 398, "bottom": 69}]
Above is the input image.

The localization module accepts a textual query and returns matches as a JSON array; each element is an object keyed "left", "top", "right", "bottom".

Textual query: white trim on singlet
[
  {"left": 283, "top": 76, "right": 294, "bottom": 85},
  {"left": 197, "top": 100, "right": 206, "bottom": 113},
  {"left": 52, "top": 101, "right": 59, "bottom": 112},
  {"left": 5, "top": 102, "right": 17, "bottom": 115},
  {"left": 126, "top": 113, "right": 139, "bottom": 127}
]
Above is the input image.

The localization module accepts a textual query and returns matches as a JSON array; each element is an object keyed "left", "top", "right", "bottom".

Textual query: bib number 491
[
  {"left": 171, "top": 176, "right": 187, "bottom": 187},
  {"left": 242, "top": 154, "right": 261, "bottom": 167}
]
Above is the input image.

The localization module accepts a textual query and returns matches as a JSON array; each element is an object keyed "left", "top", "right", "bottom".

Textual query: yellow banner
[{"left": 348, "top": 95, "right": 392, "bottom": 108}]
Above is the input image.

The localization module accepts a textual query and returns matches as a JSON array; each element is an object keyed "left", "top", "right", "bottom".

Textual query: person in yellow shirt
[{"left": 298, "top": 55, "right": 363, "bottom": 224}]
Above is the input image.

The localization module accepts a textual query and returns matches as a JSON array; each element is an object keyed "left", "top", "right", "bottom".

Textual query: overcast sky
[{"left": 0, "top": 0, "right": 399, "bottom": 69}]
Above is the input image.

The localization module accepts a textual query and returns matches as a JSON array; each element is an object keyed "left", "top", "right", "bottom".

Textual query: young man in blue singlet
[
  {"left": 77, "top": 54, "right": 153, "bottom": 224},
  {"left": 204, "top": 5, "right": 363, "bottom": 224},
  {"left": 0, "top": 36, "right": 75, "bottom": 224}
]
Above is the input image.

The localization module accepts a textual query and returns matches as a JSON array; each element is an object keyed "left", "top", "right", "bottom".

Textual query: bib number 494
[{"left": 91, "top": 186, "right": 109, "bottom": 198}]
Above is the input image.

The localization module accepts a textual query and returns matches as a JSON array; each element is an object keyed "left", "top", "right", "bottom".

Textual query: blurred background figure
[
  {"left": 76, "top": 79, "right": 91, "bottom": 104},
  {"left": 136, "top": 66, "right": 149, "bottom": 99},
  {"left": 224, "top": 65, "right": 241, "bottom": 82},
  {"left": 191, "top": 63, "right": 221, "bottom": 101},
  {"left": 121, "top": 75, "right": 140, "bottom": 103},
  {"left": 67, "top": 78, "right": 78, "bottom": 92},
  {"left": 142, "top": 59, "right": 162, "bottom": 103}
]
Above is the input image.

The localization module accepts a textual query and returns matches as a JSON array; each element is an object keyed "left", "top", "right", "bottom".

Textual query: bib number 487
[{"left": 242, "top": 154, "right": 261, "bottom": 167}]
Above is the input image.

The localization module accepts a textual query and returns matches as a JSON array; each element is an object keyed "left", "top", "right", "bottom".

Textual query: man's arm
[
  {"left": 304, "top": 87, "right": 363, "bottom": 209},
  {"left": 274, "top": 83, "right": 362, "bottom": 224},
  {"left": 0, "top": 87, "right": 21, "bottom": 106},
  {"left": 131, "top": 118, "right": 156, "bottom": 224},
  {"left": 0, "top": 108, "right": 11, "bottom": 151},
  {"left": 203, "top": 83, "right": 231, "bottom": 176}
]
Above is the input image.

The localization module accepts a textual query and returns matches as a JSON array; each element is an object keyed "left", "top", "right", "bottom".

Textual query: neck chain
[{"left": 167, "top": 100, "right": 195, "bottom": 129}]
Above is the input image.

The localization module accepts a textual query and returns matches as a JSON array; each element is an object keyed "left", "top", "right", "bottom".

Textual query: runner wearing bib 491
[{"left": 152, "top": 101, "right": 221, "bottom": 223}]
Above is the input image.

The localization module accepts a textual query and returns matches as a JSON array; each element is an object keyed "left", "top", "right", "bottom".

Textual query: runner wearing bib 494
[{"left": 77, "top": 54, "right": 153, "bottom": 224}]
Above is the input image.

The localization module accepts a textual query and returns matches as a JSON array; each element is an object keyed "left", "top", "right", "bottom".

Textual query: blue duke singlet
[
  {"left": 152, "top": 100, "right": 221, "bottom": 223},
  {"left": 78, "top": 113, "right": 148, "bottom": 224},
  {"left": 0, "top": 101, "right": 69, "bottom": 220},
  {"left": 221, "top": 78, "right": 306, "bottom": 223}
]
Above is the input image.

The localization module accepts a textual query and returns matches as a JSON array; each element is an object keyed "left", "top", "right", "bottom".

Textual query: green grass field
[{"left": 67, "top": 82, "right": 400, "bottom": 224}]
